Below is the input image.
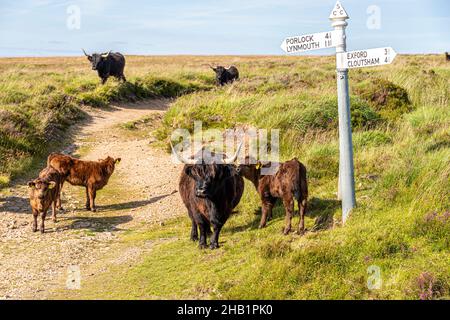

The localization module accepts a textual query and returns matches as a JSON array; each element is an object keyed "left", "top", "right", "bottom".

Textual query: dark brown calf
[
  {"left": 238, "top": 157, "right": 308, "bottom": 235},
  {"left": 48, "top": 153, "right": 121, "bottom": 212},
  {"left": 28, "top": 166, "right": 62, "bottom": 233}
]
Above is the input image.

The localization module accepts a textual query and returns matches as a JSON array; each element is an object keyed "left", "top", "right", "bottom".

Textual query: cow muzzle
[{"left": 195, "top": 187, "right": 209, "bottom": 198}]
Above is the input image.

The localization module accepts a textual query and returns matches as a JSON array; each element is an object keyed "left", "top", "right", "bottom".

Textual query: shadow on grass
[
  {"left": 61, "top": 215, "right": 133, "bottom": 232},
  {"left": 228, "top": 197, "right": 340, "bottom": 234},
  {"left": 227, "top": 200, "right": 285, "bottom": 233},
  {"left": 426, "top": 140, "right": 450, "bottom": 153},
  {"left": 307, "top": 197, "right": 340, "bottom": 232},
  {"left": 0, "top": 196, "right": 29, "bottom": 214},
  {"left": 96, "top": 191, "right": 177, "bottom": 211}
]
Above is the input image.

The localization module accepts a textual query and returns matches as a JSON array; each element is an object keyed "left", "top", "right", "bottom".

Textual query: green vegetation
[
  {"left": 0, "top": 56, "right": 214, "bottom": 186},
  {"left": 2, "top": 55, "right": 449, "bottom": 299},
  {"left": 144, "top": 55, "right": 450, "bottom": 299}
]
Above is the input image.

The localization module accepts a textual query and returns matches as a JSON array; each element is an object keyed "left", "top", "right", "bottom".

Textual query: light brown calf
[{"left": 48, "top": 153, "right": 121, "bottom": 212}]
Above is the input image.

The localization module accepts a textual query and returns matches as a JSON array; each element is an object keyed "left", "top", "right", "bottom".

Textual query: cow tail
[
  {"left": 294, "top": 161, "right": 308, "bottom": 203},
  {"left": 299, "top": 163, "right": 308, "bottom": 202}
]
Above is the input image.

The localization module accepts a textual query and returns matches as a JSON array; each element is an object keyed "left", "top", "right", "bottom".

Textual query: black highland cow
[
  {"left": 210, "top": 65, "right": 239, "bottom": 86},
  {"left": 83, "top": 49, "right": 126, "bottom": 84},
  {"left": 174, "top": 144, "right": 244, "bottom": 249}
]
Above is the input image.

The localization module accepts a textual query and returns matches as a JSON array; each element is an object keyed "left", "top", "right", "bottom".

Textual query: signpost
[
  {"left": 329, "top": 1, "right": 356, "bottom": 224},
  {"left": 280, "top": 1, "right": 397, "bottom": 224}
]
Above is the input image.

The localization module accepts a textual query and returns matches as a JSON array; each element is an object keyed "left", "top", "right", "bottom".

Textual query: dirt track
[{"left": 0, "top": 100, "right": 184, "bottom": 299}]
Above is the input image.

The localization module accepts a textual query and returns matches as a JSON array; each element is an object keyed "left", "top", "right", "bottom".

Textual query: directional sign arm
[
  {"left": 336, "top": 47, "right": 397, "bottom": 69},
  {"left": 280, "top": 30, "right": 338, "bottom": 54}
]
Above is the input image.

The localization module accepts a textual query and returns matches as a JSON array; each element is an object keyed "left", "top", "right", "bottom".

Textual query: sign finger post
[{"left": 280, "top": 1, "right": 397, "bottom": 224}]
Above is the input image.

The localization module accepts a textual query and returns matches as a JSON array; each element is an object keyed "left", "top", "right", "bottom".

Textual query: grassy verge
[{"left": 146, "top": 55, "right": 449, "bottom": 299}]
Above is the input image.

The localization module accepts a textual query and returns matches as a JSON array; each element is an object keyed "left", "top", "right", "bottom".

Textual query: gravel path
[{"left": 0, "top": 100, "right": 184, "bottom": 299}]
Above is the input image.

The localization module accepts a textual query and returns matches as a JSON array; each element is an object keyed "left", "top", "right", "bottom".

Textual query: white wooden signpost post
[{"left": 280, "top": 1, "right": 397, "bottom": 224}]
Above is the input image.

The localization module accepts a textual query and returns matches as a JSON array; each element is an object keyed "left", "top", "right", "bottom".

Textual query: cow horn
[
  {"left": 101, "top": 50, "right": 112, "bottom": 58},
  {"left": 170, "top": 142, "right": 200, "bottom": 165},
  {"left": 222, "top": 142, "right": 243, "bottom": 164},
  {"left": 208, "top": 64, "right": 215, "bottom": 70},
  {"left": 82, "top": 48, "right": 91, "bottom": 57}
]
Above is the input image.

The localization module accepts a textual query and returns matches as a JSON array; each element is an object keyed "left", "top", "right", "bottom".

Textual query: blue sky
[{"left": 0, "top": 0, "right": 449, "bottom": 56}]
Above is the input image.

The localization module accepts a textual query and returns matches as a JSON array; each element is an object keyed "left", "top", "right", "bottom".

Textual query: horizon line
[{"left": 0, "top": 52, "right": 447, "bottom": 59}]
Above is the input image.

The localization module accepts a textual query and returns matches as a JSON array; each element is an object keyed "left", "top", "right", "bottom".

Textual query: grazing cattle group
[
  {"left": 173, "top": 146, "right": 308, "bottom": 248},
  {"left": 81, "top": 49, "right": 240, "bottom": 87},
  {"left": 27, "top": 153, "right": 120, "bottom": 233},
  {"left": 29, "top": 143, "right": 309, "bottom": 248},
  {"left": 24, "top": 50, "right": 309, "bottom": 249}
]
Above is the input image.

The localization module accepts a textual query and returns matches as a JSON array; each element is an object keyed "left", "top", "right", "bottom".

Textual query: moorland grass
[
  {"left": 0, "top": 55, "right": 216, "bottom": 186},
  {"left": 149, "top": 54, "right": 449, "bottom": 299},
  {"left": 1, "top": 55, "right": 449, "bottom": 299}
]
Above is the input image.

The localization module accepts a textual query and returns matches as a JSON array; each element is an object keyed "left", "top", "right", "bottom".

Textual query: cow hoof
[
  {"left": 58, "top": 207, "right": 65, "bottom": 212},
  {"left": 190, "top": 236, "right": 199, "bottom": 242},
  {"left": 258, "top": 224, "right": 266, "bottom": 229},
  {"left": 32, "top": 228, "right": 37, "bottom": 233},
  {"left": 40, "top": 229, "right": 45, "bottom": 234},
  {"left": 199, "top": 243, "right": 207, "bottom": 249},
  {"left": 210, "top": 243, "right": 219, "bottom": 250},
  {"left": 91, "top": 208, "right": 97, "bottom": 212},
  {"left": 282, "top": 228, "right": 291, "bottom": 235},
  {"left": 297, "top": 229, "right": 306, "bottom": 236}
]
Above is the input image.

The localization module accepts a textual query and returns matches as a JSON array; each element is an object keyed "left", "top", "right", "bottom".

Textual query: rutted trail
[{"left": 0, "top": 99, "right": 184, "bottom": 299}]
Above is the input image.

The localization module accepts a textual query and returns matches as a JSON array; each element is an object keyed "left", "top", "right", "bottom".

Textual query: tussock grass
[
  {"left": 149, "top": 54, "right": 449, "bottom": 299},
  {"left": 2, "top": 55, "right": 449, "bottom": 299}
]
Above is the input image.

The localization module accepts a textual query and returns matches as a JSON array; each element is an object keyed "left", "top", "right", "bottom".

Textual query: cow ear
[
  {"left": 255, "top": 161, "right": 262, "bottom": 170},
  {"left": 115, "top": 158, "right": 121, "bottom": 164},
  {"left": 48, "top": 181, "right": 56, "bottom": 190},
  {"left": 184, "top": 166, "right": 193, "bottom": 177},
  {"left": 28, "top": 181, "right": 35, "bottom": 188}
]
